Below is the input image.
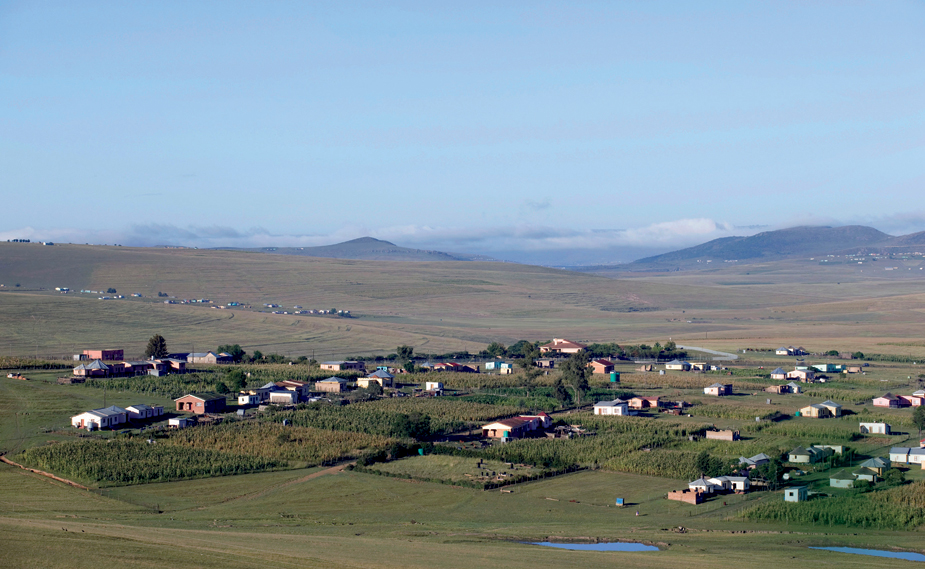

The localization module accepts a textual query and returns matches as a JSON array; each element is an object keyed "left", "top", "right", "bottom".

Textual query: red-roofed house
[{"left": 588, "top": 359, "right": 614, "bottom": 374}]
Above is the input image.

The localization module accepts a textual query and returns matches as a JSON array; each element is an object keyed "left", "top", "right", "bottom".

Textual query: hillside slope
[
  {"left": 220, "top": 237, "right": 493, "bottom": 262},
  {"left": 630, "top": 225, "right": 891, "bottom": 268}
]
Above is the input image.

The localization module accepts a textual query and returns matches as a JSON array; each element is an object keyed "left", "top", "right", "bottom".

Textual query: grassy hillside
[
  {"left": 3, "top": 242, "right": 925, "bottom": 360},
  {"left": 222, "top": 236, "right": 493, "bottom": 262}
]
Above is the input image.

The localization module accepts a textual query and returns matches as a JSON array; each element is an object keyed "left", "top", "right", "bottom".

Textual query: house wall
[{"left": 667, "top": 490, "right": 702, "bottom": 504}]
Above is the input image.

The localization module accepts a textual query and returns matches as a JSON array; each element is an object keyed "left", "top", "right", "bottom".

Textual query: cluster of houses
[
  {"left": 593, "top": 396, "right": 689, "bottom": 416},
  {"left": 71, "top": 404, "right": 164, "bottom": 430},
  {"left": 70, "top": 348, "right": 243, "bottom": 379},
  {"left": 873, "top": 391, "right": 925, "bottom": 408}
]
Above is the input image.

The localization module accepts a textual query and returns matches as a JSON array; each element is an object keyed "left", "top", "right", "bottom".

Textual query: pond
[
  {"left": 529, "top": 542, "right": 659, "bottom": 552},
  {"left": 811, "top": 547, "right": 925, "bottom": 562}
]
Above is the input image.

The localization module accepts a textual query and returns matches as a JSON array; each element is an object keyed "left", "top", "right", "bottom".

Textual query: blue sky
[{"left": 2, "top": 1, "right": 924, "bottom": 263}]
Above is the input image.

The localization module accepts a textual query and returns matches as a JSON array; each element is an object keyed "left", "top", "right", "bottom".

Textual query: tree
[
  {"left": 106, "top": 287, "right": 117, "bottom": 294},
  {"left": 913, "top": 406, "right": 925, "bottom": 435},
  {"left": 214, "top": 381, "right": 229, "bottom": 394},
  {"left": 852, "top": 351, "right": 865, "bottom": 360},
  {"left": 366, "top": 381, "right": 383, "bottom": 396},
  {"left": 403, "top": 360, "right": 416, "bottom": 374},
  {"left": 559, "top": 351, "right": 591, "bottom": 408},
  {"left": 225, "top": 369, "right": 247, "bottom": 391},
  {"left": 516, "top": 342, "right": 543, "bottom": 394},
  {"left": 552, "top": 378, "right": 571, "bottom": 405},
  {"left": 250, "top": 350, "right": 263, "bottom": 363},
  {"left": 390, "top": 412, "right": 431, "bottom": 440},
  {"left": 218, "top": 344, "right": 246, "bottom": 363},
  {"left": 756, "top": 456, "right": 783, "bottom": 490},
  {"left": 486, "top": 342, "right": 507, "bottom": 358},
  {"left": 883, "top": 468, "right": 905, "bottom": 487},
  {"left": 144, "top": 334, "right": 168, "bottom": 359},
  {"left": 826, "top": 350, "right": 840, "bottom": 356},
  {"left": 396, "top": 345, "right": 414, "bottom": 360}
]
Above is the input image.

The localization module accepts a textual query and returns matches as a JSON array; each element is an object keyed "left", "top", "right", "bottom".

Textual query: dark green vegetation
[{"left": 14, "top": 439, "right": 284, "bottom": 486}]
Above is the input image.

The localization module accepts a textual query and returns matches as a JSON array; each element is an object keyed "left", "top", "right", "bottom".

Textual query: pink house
[{"left": 873, "top": 393, "right": 909, "bottom": 408}]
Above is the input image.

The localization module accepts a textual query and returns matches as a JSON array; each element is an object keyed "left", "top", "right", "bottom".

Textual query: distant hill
[
  {"left": 626, "top": 225, "right": 893, "bottom": 269},
  {"left": 219, "top": 237, "right": 496, "bottom": 262}
]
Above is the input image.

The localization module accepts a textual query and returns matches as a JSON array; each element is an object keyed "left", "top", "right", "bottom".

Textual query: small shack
[{"left": 784, "top": 486, "right": 808, "bottom": 502}]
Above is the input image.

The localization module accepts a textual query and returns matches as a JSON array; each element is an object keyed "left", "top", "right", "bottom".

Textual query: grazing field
[
  {"left": 6, "top": 244, "right": 925, "bottom": 567},
  {"left": 4, "top": 242, "right": 925, "bottom": 361}
]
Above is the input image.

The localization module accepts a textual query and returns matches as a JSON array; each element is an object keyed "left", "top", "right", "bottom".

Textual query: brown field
[{"left": 2, "top": 243, "right": 925, "bottom": 360}]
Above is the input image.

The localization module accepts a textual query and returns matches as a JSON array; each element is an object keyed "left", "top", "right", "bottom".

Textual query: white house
[
  {"left": 689, "top": 477, "right": 722, "bottom": 493},
  {"left": 268, "top": 391, "right": 298, "bottom": 405},
  {"left": 238, "top": 393, "right": 261, "bottom": 405},
  {"left": 168, "top": 417, "right": 195, "bottom": 429},
  {"left": 708, "top": 476, "right": 750, "bottom": 493},
  {"left": 593, "top": 399, "right": 630, "bottom": 416},
  {"left": 859, "top": 422, "right": 891, "bottom": 435},
  {"left": 126, "top": 404, "right": 164, "bottom": 421},
  {"left": 425, "top": 381, "right": 444, "bottom": 392},
  {"left": 71, "top": 406, "right": 128, "bottom": 430}
]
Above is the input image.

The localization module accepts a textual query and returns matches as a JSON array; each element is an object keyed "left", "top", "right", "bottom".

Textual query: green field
[{"left": 5, "top": 244, "right": 925, "bottom": 567}]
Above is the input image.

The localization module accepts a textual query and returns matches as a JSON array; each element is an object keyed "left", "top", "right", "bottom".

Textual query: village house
[
  {"left": 784, "top": 486, "right": 808, "bottom": 502},
  {"left": 688, "top": 477, "right": 721, "bottom": 494},
  {"left": 765, "top": 382, "right": 801, "bottom": 394},
  {"left": 628, "top": 396, "right": 660, "bottom": 410},
  {"left": 534, "top": 358, "right": 556, "bottom": 369},
  {"left": 357, "top": 373, "right": 391, "bottom": 389},
  {"left": 481, "top": 415, "right": 546, "bottom": 439},
  {"left": 593, "top": 399, "right": 631, "bottom": 416},
  {"left": 268, "top": 390, "right": 298, "bottom": 405},
  {"left": 859, "top": 422, "right": 891, "bottom": 435},
  {"left": 168, "top": 417, "right": 195, "bottom": 429},
  {"left": 873, "top": 393, "right": 908, "bottom": 408},
  {"left": 901, "top": 394, "right": 925, "bottom": 407},
  {"left": 432, "top": 362, "right": 479, "bottom": 373},
  {"left": 315, "top": 377, "right": 349, "bottom": 393},
  {"left": 588, "top": 359, "right": 614, "bottom": 374},
  {"left": 739, "top": 453, "right": 771, "bottom": 469},
  {"left": 799, "top": 403, "right": 832, "bottom": 418},
  {"left": 484, "top": 361, "right": 514, "bottom": 374},
  {"left": 73, "top": 359, "right": 110, "bottom": 378},
  {"left": 187, "top": 351, "right": 233, "bottom": 365},
  {"left": 71, "top": 406, "right": 128, "bottom": 430},
  {"left": 788, "top": 445, "right": 834, "bottom": 464},
  {"left": 319, "top": 361, "right": 366, "bottom": 372},
  {"left": 890, "top": 447, "right": 925, "bottom": 467},
  {"left": 858, "top": 457, "right": 890, "bottom": 476},
  {"left": 813, "top": 363, "right": 844, "bottom": 373},
  {"left": 820, "top": 400, "right": 842, "bottom": 417},
  {"left": 770, "top": 367, "right": 787, "bottom": 380},
  {"left": 705, "top": 429, "right": 739, "bottom": 441},
  {"left": 665, "top": 359, "right": 691, "bottom": 371},
  {"left": 829, "top": 470, "right": 855, "bottom": 488},
  {"left": 175, "top": 393, "right": 226, "bottom": 414},
  {"left": 787, "top": 369, "right": 816, "bottom": 382},
  {"left": 125, "top": 404, "right": 164, "bottom": 421},
  {"left": 276, "top": 380, "right": 312, "bottom": 399},
  {"left": 539, "top": 338, "right": 587, "bottom": 354},
  {"left": 704, "top": 383, "right": 732, "bottom": 396},
  {"left": 83, "top": 349, "right": 123, "bottom": 361}
]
